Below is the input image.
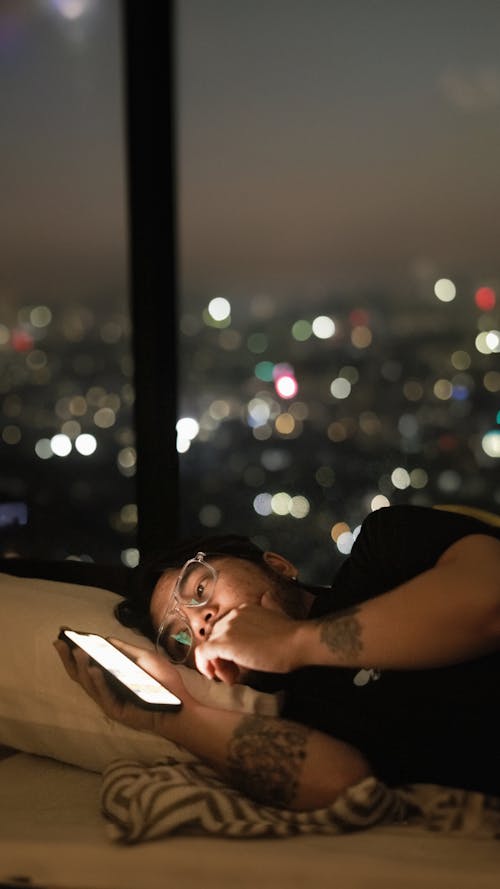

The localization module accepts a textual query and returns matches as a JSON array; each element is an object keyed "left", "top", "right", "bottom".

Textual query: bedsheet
[{"left": 1, "top": 752, "right": 499, "bottom": 889}]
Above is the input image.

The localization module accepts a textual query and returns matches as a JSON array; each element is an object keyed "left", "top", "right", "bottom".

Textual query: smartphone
[{"left": 58, "top": 628, "right": 182, "bottom": 711}]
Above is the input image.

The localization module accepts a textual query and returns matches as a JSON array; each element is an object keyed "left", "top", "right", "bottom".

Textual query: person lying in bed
[{"left": 55, "top": 504, "right": 500, "bottom": 811}]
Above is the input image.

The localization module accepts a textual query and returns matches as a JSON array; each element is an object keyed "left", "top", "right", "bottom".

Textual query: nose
[{"left": 189, "top": 604, "right": 217, "bottom": 641}]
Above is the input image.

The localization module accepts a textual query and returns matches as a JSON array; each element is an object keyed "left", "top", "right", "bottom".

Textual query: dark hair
[{"left": 114, "top": 534, "right": 266, "bottom": 640}]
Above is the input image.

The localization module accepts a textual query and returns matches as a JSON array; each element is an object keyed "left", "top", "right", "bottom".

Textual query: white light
[
  {"left": 391, "top": 467, "right": 411, "bottom": 489},
  {"left": 371, "top": 494, "right": 390, "bottom": 511},
  {"left": 176, "top": 417, "right": 199, "bottom": 440},
  {"left": 121, "top": 548, "right": 140, "bottom": 568},
  {"left": 290, "top": 496, "right": 310, "bottom": 519},
  {"left": 312, "top": 316, "right": 336, "bottom": 339},
  {"left": 330, "top": 378, "right": 351, "bottom": 399},
  {"left": 337, "top": 531, "right": 354, "bottom": 555},
  {"left": 485, "top": 330, "right": 500, "bottom": 352},
  {"left": 275, "top": 375, "right": 298, "bottom": 399},
  {"left": 176, "top": 436, "right": 191, "bottom": 454},
  {"left": 434, "top": 278, "right": 456, "bottom": 302},
  {"left": 271, "top": 492, "right": 292, "bottom": 515},
  {"left": 51, "top": 434, "right": 72, "bottom": 457},
  {"left": 482, "top": 431, "right": 500, "bottom": 458},
  {"left": 208, "top": 297, "right": 231, "bottom": 321},
  {"left": 253, "top": 493, "right": 273, "bottom": 516},
  {"left": 35, "top": 438, "right": 53, "bottom": 460},
  {"left": 75, "top": 433, "right": 97, "bottom": 456}
]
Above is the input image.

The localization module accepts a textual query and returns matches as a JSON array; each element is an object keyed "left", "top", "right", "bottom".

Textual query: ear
[{"left": 262, "top": 551, "right": 298, "bottom": 579}]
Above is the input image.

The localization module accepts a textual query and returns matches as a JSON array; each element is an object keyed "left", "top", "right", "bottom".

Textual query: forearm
[
  {"left": 159, "top": 703, "right": 370, "bottom": 810},
  {"left": 297, "top": 535, "right": 500, "bottom": 671}
]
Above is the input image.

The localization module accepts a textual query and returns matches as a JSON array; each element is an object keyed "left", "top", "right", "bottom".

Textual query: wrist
[{"left": 291, "top": 619, "right": 317, "bottom": 670}]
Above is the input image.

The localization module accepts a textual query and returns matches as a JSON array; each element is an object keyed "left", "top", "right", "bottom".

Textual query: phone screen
[{"left": 60, "top": 629, "right": 182, "bottom": 711}]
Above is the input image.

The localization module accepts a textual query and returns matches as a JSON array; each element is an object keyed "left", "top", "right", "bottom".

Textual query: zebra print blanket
[{"left": 101, "top": 757, "right": 500, "bottom": 844}]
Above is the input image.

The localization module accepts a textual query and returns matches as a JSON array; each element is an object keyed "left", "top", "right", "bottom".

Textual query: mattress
[{"left": 1, "top": 752, "right": 499, "bottom": 889}]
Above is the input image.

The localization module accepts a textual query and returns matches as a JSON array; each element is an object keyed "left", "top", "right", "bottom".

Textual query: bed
[{"left": 1, "top": 568, "right": 499, "bottom": 889}]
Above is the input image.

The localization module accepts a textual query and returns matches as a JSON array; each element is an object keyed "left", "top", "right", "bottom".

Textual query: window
[{"left": 177, "top": 0, "right": 500, "bottom": 579}]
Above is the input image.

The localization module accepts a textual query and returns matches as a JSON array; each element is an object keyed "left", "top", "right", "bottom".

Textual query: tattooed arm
[
  {"left": 54, "top": 637, "right": 370, "bottom": 810},
  {"left": 196, "top": 533, "right": 500, "bottom": 679},
  {"left": 301, "top": 533, "right": 500, "bottom": 671}
]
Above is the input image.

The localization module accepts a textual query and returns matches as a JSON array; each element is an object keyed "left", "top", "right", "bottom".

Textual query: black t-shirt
[{"left": 282, "top": 505, "right": 500, "bottom": 793}]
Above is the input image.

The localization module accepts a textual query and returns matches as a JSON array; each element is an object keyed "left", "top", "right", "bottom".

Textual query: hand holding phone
[{"left": 58, "top": 629, "right": 182, "bottom": 711}]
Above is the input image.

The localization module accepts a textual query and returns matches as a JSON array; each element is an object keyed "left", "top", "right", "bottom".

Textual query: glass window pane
[
  {"left": 0, "top": 0, "right": 135, "bottom": 565},
  {"left": 177, "top": 1, "right": 500, "bottom": 580}
]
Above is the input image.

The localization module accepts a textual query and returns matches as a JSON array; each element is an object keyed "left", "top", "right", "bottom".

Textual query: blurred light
[
  {"left": 118, "top": 447, "right": 136, "bottom": 470},
  {"left": 290, "top": 401, "right": 309, "bottom": 420},
  {"left": 403, "top": 380, "right": 424, "bottom": 401},
  {"left": 120, "top": 504, "right": 138, "bottom": 527},
  {"left": 35, "top": 439, "right": 53, "bottom": 460},
  {"left": 292, "top": 320, "right": 313, "bottom": 341},
  {"left": 100, "top": 321, "right": 123, "bottom": 344},
  {"left": 437, "top": 470, "right": 461, "bottom": 493},
  {"left": 331, "top": 522, "right": 350, "bottom": 542},
  {"left": 275, "top": 375, "right": 298, "bottom": 399},
  {"left": 475, "top": 287, "right": 496, "bottom": 311},
  {"left": 371, "top": 494, "right": 390, "bottom": 510},
  {"left": 176, "top": 436, "right": 191, "bottom": 454},
  {"left": 26, "top": 350, "right": 47, "bottom": 370},
  {"left": 62, "top": 420, "right": 81, "bottom": 438},
  {"left": 337, "top": 531, "right": 354, "bottom": 555},
  {"left": 0, "top": 325, "right": 9, "bottom": 345},
  {"left": 11, "top": 329, "right": 34, "bottom": 352},
  {"left": 312, "top": 316, "right": 335, "bottom": 339},
  {"left": 261, "top": 449, "right": 291, "bottom": 471},
  {"left": 199, "top": 505, "right": 222, "bottom": 528},
  {"left": 330, "top": 377, "right": 351, "bottom": 399},
  {"left": 121, "top": 548, "right": 140, "bottom": 568},
  {"left": 75, "top": 433, "right": 97, "bottom": 456},
  {"left": 433, "top": 379, "right": 452, "bottom": 400},
  {"left": 451, "top": 350, "right": 471, "bottom": 370},
  {"left": 275, "top": 413, "right": 296, "bottom": 435},
  {"left": 349, "top": 308, "right": 370, "bottom": 326},
  {"left": 398, "top": 413, "right": 419, "bottom": 437},
  {"left": 340, "top": 365, "right": 359, "bottom": 384},
  {"left": 434, "top": 278, "right": 456, "bottom": 302},
  {"left": 290, "top": 496, "right": 310, "bottom": 519},
  {"left": 209, "top": 399, "right": 230, "bottom": 420},
  {"left": 410, "top": 468, "right": 428, "bottom": 489},
  {"left": 247, "top": 333, "right": 268, "bottom": 354},
  {"left": 254, "top": 361, "right": 275, "bottom": 382},
  {"left": 482, "top": 430, "right": 500, "bottom": 458},
  {"left": 51, "top": 434, "right": 72, "bottom": 457},
  {"left": 94, "top": 407, "right": 116, "bottom": 428},
  {"left": 271, "top": 492, "right": 292, "bottom": 515},
  {"left": 252, "top": 425, "right": 273, "bottom": 441},
  {"left": 176, "top": 417, "right": 199, "bottom": 440},
  {"left": 2, "top": 425, "right": 21, "bottom": 445},
  {"left": 208, "top": 297, "right": 231, "bottom": 321},
  {"left": 475, "top": 331, "right": 500, "bottom": 354},
  {"left": 391, "top": 467, "right": 411, "bottom": 489},
  {"left": 359, "top": 411, "right": 381, "bottom": 435},
  {"left": 253, "top": 493, "right": 273, "bottom": 516},
  {"left": 351, "top": 325, "right": 372, "bottom": 348},
  {"left": 327, "top": 421, "right": 347, "bottom": 442},
  {"left": 484, "top": 371, "right": 500, "bottom": 392},
  {"left": 30, "top": 305, "right": 52, "bottom": 328},
  {"left": 69, "top": 396, "right": 87, "bottom": 416},
  {"left": 486, "top": 331, "right": 500, "bottom": 352},
  {"left": 248, "top": 398, "right": 271, "bottom": 427}
]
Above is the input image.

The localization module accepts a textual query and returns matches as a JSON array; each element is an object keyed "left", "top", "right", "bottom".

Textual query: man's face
[{"left": 150, "top": 553, "right": 299, "bottom": 669}]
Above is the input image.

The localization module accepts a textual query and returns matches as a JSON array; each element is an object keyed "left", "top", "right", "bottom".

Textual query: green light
[
  {"left": 292, "top": 320, "right": 312, "bottom": 341},
  {"left": 255, "top": 361, "right": 275, "bottom": 381},
  {"left": 247, "top": 333, "right": 268, "bottom": 354}
]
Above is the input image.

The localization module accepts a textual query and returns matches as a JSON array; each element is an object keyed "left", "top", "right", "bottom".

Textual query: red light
[
  {"left": 11, "top": 329, "right": 34, "bottom": 352},
  {"left": 349, "top": 308, "right": 370, "bottom": 327},
  {"left": 474, "top": 287, "right": 496, "bottom": 312}
]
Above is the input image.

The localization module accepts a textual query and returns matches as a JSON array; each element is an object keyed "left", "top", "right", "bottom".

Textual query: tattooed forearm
[
  {"left": 319, "top": 605, "right": 363, "bottom": 661},
  {"left": 226, "top": 715, "right": 309, "bottom": 807}
]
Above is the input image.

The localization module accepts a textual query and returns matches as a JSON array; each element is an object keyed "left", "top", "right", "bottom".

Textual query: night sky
[{"left": 2, "top": 0, "right": 500, "bottom": 307}]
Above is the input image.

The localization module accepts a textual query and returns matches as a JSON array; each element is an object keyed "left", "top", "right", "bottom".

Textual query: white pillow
[{"left": 0, "top": 572, "right": 279, "bottom": 772}]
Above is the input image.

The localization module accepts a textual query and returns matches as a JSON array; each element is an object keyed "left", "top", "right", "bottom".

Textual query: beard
[{"left": 262, "top": 567, "right": 310, "bottom": 620}]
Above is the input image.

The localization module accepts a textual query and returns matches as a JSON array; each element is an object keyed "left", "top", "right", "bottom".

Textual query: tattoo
[
  {"left": 319, "top": 605, "right": 363, "bottom": 661},
  {"left": 226, "top": 715, "right": 309, "bottom": 807}
]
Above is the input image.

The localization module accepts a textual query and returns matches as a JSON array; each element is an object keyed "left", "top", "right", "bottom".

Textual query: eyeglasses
[{"left": 155, "top": 552, "right": 218, "bottom": 664}]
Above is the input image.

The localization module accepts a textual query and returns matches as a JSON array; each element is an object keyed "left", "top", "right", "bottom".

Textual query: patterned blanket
[{"left": 101, "top": 756, "right": 500, "bottom": 844}]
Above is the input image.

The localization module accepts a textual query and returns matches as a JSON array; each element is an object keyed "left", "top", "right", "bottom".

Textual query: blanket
[{"left": 101, "top": 756, "right": 500, "bottom": 844}]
